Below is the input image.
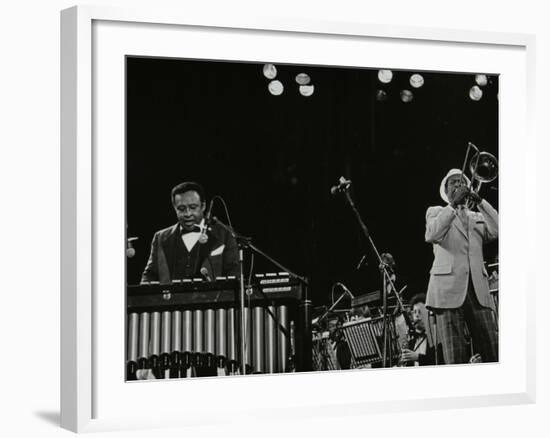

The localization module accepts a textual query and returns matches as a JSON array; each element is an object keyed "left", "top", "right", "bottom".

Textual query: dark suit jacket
[{"left": 141, "top": 222, "right": 240, "bottom": 284}]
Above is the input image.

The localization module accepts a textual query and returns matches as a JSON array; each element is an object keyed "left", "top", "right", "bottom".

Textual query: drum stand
[
  {"left": 211, "top": 216, "right": 310, "bottom": 375},
  {"left": 337, "top": 183, "right": 407, "bottom": 367}
]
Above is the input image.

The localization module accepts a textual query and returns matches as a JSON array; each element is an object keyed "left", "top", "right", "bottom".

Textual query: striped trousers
[{"left": 433, "top": 278, "right": 498, "bottom": 364}]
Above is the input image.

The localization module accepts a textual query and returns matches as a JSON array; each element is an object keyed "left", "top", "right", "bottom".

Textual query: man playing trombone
[{"left": 425, "top": 168, "right": 499, "bottom": 364}]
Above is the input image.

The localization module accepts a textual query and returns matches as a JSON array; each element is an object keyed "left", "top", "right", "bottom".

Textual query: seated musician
[
  {"left": 400, "top": 294, "right": 443, "bottom": 366},
  {"left": 350, "top": 303, "right": 371, "bottom": 321},
  {"left": 141, "top": 181, "right": 239, "bottom": 283},
  {"left": 327, "top": 317, "right": 352, "bottom": 370}
]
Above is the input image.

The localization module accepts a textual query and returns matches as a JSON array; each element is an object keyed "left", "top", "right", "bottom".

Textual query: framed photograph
[{"left": 61, "top": 5, "right": 536, "bottom": 432}]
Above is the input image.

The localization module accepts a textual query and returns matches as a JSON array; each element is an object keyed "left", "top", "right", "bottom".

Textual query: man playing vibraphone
[
  {"left": 137, "top": 182, "right": 240, "bottom": 379},
  {"left": 141, "top": 181, "right": 239, "bottom": 283}
]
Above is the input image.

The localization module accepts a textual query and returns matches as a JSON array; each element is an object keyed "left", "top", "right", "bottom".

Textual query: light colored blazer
[{"left": 425, "top": 200, "right": 498, "bottom": 309}]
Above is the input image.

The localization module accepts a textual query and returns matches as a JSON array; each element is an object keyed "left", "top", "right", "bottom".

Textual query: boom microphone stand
[
  {"left": 315, "top": 283, "right": 354, "bottom": 326},
  {"left": 333, "top": 178, "right": 407, "bottom": 367},
  {"left": 211, "top": 216, "right": 310, "bottom": 375}
]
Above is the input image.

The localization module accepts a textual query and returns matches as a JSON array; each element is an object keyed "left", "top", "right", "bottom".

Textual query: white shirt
[{"left": 181, "top": 219, "right": 206, "bottom": 252}]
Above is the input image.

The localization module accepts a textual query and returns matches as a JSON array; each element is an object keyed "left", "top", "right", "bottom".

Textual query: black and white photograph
[
  {"left": 2, "top": 0, "right": 547, "bottom": 434},
  {"left": 125, "top": 56, "right": 499, "bottom": 380}
]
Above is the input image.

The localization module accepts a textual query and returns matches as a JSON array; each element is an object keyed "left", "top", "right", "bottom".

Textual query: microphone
[
  {"left": 126, "top": 237, "right": 138, "bottom": 258},
  {"left": 205, "top": 199, "right": 214, "bottom": 225},
  {"left": 380, "top": 252, "right": 395, "bottom": 274},
  {"left": 337, "top": 282, "right": 355, "bottom": 299},
  {"left": 330, "top": 176, "right": 352, "bottom": 195},
  {"left": 200, "top": 267, "right": 212, "bottom": 282},
  {"left": 356, "top": 255, "right": 367, "bottom": 270},
  {"left": 199, "top": 199, "right": 214, "bottom": 244}
]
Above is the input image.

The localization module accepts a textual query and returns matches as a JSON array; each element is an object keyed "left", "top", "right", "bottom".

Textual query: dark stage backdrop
[{"left": 126, "top": 57, "right": 499, "bottom": 308}]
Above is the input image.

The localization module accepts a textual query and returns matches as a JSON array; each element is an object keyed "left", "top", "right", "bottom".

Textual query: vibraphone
[{"left": 126, "top": 273, "right": 311, "bottom": 380}]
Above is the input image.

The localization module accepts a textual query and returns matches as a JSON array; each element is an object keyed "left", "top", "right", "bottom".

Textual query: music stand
[
  {"left": 341, "top": 316, "right": 400, "bottom": 367},
  {"left": 312, "top": 331, "right": 339, "bottom": 371}
]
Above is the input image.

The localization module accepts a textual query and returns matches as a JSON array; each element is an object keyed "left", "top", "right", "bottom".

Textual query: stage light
[
  {"left": 375, "top": 89, "right": 388, "bottom": 102},
  {"left": 268, "top": 80, "right": 284, "bottom": 96},
  {"left": 409, "top": 73, "right": 424, "bottom": 88},
  {"left": 469, "top": 85, "right": 483, "bottom": 101},
  {"left": 400, "top": 89, "right": 413, "bottom": 103},
  {"left": 378, "top": 69, "right": 393, "bottom": 84},
  {"left": 263, "top": 63, "right": 277, "bottom": 80},
  {"left": 295, "top": 73, "right": 311, "bottom": 85},
  {"left": 475, "top": 74, "right": 488, "bottom": 87},
  {"left": 299, "top": 84, "right": 315, "bottom": 97}
]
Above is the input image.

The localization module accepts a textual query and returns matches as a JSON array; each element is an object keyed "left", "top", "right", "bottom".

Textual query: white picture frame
[{"left": 61, "top": 5, "right": 536, "bottom": 433}]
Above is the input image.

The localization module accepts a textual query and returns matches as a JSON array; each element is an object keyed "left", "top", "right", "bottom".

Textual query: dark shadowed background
[{"left": 126, "top": 56, "right": 498, "bottom": 307}]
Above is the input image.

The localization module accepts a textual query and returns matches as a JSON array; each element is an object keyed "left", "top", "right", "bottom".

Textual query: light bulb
[
  {"left": 378, "top": 69, "right": 393, "bottom": 84},
  {"left": 400, "top": 89, "right": 413, "bottom": 103},
  {"left": 475, "top": 74, "right": 488, "bottom": 87},
  {"left": 410, "top": 73, "right": 424, "bottom": 88},
  {"left": 263, "top": 64, "right": 277, "bottom": 80},
  {"left": 295, "top": 73, "right": 311, "bottom": 85},
  {"left": 469, "top": 85, "right": 483, "bottom": 101},
  {"left": 268, "top": 80, "right": 284, "bottom": 96},
  {"left": 299, "top": 84, "right": 314, "bottom": 96}
]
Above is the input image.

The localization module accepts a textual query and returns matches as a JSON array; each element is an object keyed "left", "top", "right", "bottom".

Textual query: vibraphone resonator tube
[{"left": 126, "top": 275, "right": 310, "bottom": 379}]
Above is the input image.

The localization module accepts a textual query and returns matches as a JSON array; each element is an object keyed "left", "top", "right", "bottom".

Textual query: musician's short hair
[
  {"left": 171, "top": 181, "right": 206, "bottom": 205},
  {"left": 410, "top": 293, "right": 427, "bottom": 307},
  {"left": 351, "top": 304, "right": 371, "bottom": 319}
]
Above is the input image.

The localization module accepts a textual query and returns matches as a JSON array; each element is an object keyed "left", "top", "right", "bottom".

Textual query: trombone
[{"left": 460, "top": 142, "right": 498, "bottom": 203}]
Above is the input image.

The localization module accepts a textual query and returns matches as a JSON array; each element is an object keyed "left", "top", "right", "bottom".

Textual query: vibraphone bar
[{"left": 126, "top": 273, "right": 310, "bottom": 380}]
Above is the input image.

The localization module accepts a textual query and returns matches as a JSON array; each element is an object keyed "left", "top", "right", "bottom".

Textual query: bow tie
[{"left": 180, "top": 225, "right": 201, "bottom": 235}]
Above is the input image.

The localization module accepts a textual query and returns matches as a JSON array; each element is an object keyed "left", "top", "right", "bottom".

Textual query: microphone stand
[
  {"left": 312, "top": 284, "right": 352, "bottom": 371},
  {"left": 211, "top": 216, "right": 310, "bottom": 375},
  {"left": 315, "top": 284, "right": 353, "bottom": 326},
  {"left": 339, "top": 186, "right": 406, "bottom": 367}
]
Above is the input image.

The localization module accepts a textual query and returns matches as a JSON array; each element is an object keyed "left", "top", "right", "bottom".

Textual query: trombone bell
[
  {"left": 462, "top": 142, "right": 498, "bottom": 193},
  {"left": 470, "top": 151, "right": 498, "bottom": 189}
]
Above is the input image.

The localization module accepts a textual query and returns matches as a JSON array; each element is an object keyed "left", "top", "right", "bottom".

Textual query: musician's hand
[
  {"left": 468, "top": 190, "right": 482, "bottom": 206},
  {"left": 449, "top": 186, "right": 469, "bottom": 207},
  {"left": 469, "top": 353, "right": 482, "bottom": 363},
  {"left": 401, "top": 349, "right": 419, "bottom": 362}
]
